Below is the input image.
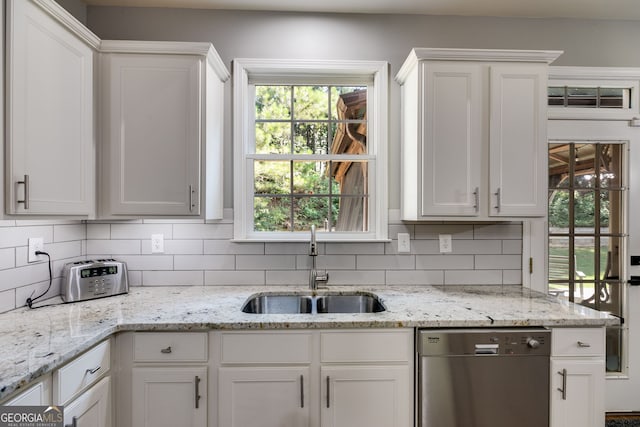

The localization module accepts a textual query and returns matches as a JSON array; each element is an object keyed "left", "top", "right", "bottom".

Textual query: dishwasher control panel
[{"left": 417, "top": 329, "right": 550, "bottom": 356}]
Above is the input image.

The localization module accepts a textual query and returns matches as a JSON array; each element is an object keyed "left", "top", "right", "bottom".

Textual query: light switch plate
[
  {"left": 151, "top": 234, "right": 164, "bottom": 253},
  {"left": 439, "top": 234, "right": 452, "bottom": 253},
  {"left": 397, "top": 233, "right": 411, "bottom": 253}
]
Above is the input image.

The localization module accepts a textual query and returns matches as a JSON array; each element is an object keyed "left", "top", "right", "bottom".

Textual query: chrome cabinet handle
[
  {"left": 473, "top": 187, "right": 479, "bottom": 213},
  {"left": 326, "top": 376, "right": 330, "bottom": 408},
  {"left": 557, "top": 369, "right": 567, "bottom": 400},
  {"left": 577, "top": 341, "right": 591, "bottom": 348},
  {"left": 85, "top": 366, "right": 101, "bottom": 375},
  {"left": 17, "top": 174, "right": 29, "bottom": 209},
  {"left": 189, "top": 185, "right": 196, "bottom": 212},
  {"left": 300, "top": 375, "right": 304, "bottom": 408},
  {"left": 195, "top": 376, "right": 201, "bottom": 409},
  {"left": 160, "top": 346, "right": 172, "bottom": 354},
  {"left": 494, "top": 188, "right": 501, "bottom": 212},
  {"left": 65, "top": 416, "right": 77, "bottom": 427}
]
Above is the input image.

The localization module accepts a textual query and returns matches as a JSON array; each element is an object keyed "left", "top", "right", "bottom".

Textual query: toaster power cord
[{"left": 26, "top": 251, "right": 53, "bottom": 309}]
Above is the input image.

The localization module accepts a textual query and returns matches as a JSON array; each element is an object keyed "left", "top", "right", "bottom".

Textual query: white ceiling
[{"left": 82, "top": 0, "right": 640, "bottom": 20}]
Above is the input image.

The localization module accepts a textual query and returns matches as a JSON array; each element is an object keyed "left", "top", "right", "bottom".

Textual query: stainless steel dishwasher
[{"left": 418, "top": 328, "right": 550, "bottom": 427}]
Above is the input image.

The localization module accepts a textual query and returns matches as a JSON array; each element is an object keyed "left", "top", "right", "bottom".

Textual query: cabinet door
[
  {"left": 489, "top": 64, "right": 547, "bottom": 216},
  {"left": 6, "top": 0, "right": 94, "bottom": 215},
  {"left": 421, "top": 62, "right": 483, "bottom": 216},
  {"left": 321, "top": 366, "right": 412, "bottom": 427},
  {"left": 550, "top": 359, "right": 605, "bottom": 427},
  {"left": 218, "top": 367, "right": 310, "bottom": 427},
  {"left": 132, "top": 367, "right": 206, "bottom": 427},
  {"left": 64, "top": 376, "right": 111, "bottom": 427},
  {"left": 102, "top": 53, "right": 201, "bottom": 216},
  {"left": 5, "top": 376, "right": 51, "bottom": 406}
]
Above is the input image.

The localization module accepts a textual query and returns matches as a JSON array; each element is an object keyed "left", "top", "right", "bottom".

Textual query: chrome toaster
[{"left": 62, "top": 259, "right": 129, "bottom": 303}]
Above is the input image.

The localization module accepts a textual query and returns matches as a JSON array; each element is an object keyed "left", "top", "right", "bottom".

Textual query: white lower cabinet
[
  {"left": 214, "top": 329, "right": 413, "bottom": 427},
  {"left": 132, "top": 367, "right": 207, "bottom": 427},
  {"left": 321, "top": 366, "right": 410, "bottom": 427},
  {"left": 218, "top": 367, "right": 310, "bottom": 427},
  {"left": 550, "top": 327, "right": 605, "bottom": 427},
  {"left": 64, "top": 376, "right": 111, "bottom": 427},
  {"left": 3, "top": 375, "right": 52, "bottom": 406}
]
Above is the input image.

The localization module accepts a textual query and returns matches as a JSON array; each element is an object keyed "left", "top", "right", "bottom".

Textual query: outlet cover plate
[
  {"left": 28, "top": 237, "right": 44, "bottom": 263},
  {"left": 397, "top": 233, "right": 411, "bottom": 253},
  {"left": 439, "top": 234, "right": 452, "bottom": 253},
  {"left": 151, "top": 234, "right": 164, "bottom": 253}
]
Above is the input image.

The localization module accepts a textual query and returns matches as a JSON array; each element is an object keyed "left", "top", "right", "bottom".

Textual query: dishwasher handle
[{"left": 475, "top": 344, "right": 499, "bottom": 355}]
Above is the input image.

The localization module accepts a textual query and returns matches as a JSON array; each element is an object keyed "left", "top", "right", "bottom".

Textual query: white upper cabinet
[
  {"left": 396, "top": 48, "right": 562, "bottom": 220},
  {"left": 99, "top": 41, "right": 229, "bottom": 218},
  {"left": 5, "top": 0, "right": 99, "bottom": 215}
]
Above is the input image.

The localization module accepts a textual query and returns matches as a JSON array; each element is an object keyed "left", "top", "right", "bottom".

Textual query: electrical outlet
[
  {"left": 397, "top": 233, "right": 411, "bottom": 254},
  {"left": 151, "top": 234, "right": 164, "bottom": 253},
  {"left": 439, "top": 234, "right": 452, "bottom": 253},
  {"left": 28, "top": 237, "right": 44, "bottom": 263}
]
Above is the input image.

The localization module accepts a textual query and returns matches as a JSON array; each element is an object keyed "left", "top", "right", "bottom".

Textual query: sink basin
[
  {"left": 241, "top": 295, "right": 313, "bottom": 314},
  {"left": 241, "top": 292, "right": 386, "bottom": 314},
  {"left": 316, "top": 294, "right": 385, "bottom": 313}
]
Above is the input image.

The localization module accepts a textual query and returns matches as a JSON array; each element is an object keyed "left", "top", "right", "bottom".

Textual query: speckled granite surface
[{"left": 0, "top": 285, "right": 617, "bottom": 401}]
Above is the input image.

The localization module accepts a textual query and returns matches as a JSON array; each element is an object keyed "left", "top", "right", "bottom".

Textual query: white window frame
[{"left": 233, "top": 58, "right": 388, "bottom": 241}]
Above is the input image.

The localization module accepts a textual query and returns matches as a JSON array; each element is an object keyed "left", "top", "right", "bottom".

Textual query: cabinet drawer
[
  {"left": 134, "top": 332, "right": 208, "bottom": 362},
  {"left": 220, "top": 332, "right": 313, "bottom": 364},
  {"left": 54, "top": 340, "right": 110, "bottom": 405},
  {"left": 552, "top": 327, "right": 605, "bottom": 357},
  {"left": 321, "top": 330, "right": 412, "bottom": 363}
]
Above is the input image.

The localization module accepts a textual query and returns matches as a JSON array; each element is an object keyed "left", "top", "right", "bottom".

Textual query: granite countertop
[{"left": 0, "top": 284, "right": 617, "bottom": 401}]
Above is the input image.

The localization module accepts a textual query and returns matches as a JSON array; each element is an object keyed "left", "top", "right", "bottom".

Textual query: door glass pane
[
  {"left": 549, "top": 190, "right": 570, "bottom": 228},
  {"left": 573, "top": 190, "right": 596, "bottom": 230},
  {"left": 549, "top": 144, "right": 570, "bottom": 188},
  {"left": 600, "top": 236, "right": 623, "bottom": 281},
  {"left": 606, "top": 327, "right": 623, "bottom": 372},
  {"left": 549, "top": 236, "right": 570, "bottom": 282},
  {"left": 600, "top": 144, "right": 623, "bottom": 188},
  {"left": 574, "top": 144, "right": 596, "bottom": 188}
]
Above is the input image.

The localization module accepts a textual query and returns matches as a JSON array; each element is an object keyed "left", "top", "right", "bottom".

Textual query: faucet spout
[{"left": 309, "top": 225, "right": 328, "bottom": 290}]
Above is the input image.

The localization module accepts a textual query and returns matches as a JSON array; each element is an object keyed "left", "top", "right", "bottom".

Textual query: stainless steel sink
[
  {"left": 241, "top": 292, "right": 386, "bottom": 314},
  {"left": 241, "top": 295, "right": 313, "bottom": 314},
  {"left": 316, "top": 294, "right": 385, "bottom": 313}
]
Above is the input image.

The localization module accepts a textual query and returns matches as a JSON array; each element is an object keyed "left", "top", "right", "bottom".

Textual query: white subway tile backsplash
[
  {"left": 416, "top": 255, "right": 474, "bottom": 270},
  {"left": 86, "top": 240, "right": 141, "bottom": 256},
  {"left": 475, "top": 255, "right": 522, "bottom": 270},
  {"left": 87, "top": 224, "right": 110, "bottom": 239},
  {"left": 237, "top": 255, "right": 296, "bottom": 271},
  {"left": 54, "top": 224, "right": 86, "bottom": 242},
  {"left": 141, "top": 239, "right": 203, "bottom": 255},
  {"left": 174, "top": 255, "right": 235, "bottom": 270},
  {"left": 204, "top": 240, "right": 264, "bottom": 255},
  {"left": 0, "top": 219, "right": 525, "bottom": 312},
  {"left": 356, "top": 255, "right": 415, "bottom": 270},
  {"left": 173, "top": 223, "right": 233, "bottom": 239},
  {"left": 15, "top": 278, "right": 62, "bottom": 308},
  {"left": 386, "top": 270, "right": 444, "bottom": 285},
  {"left": 0, "top": 248, "right": 15, "bottom": 270},
  {"left": 205, "top": 270, "right": 265, "bottom": 286},
  {"left": 111, "top": 223, "right": 173, "bottom": 239},
  {"left": 142, "top": 271, "right": 204, "bottom": 286}
]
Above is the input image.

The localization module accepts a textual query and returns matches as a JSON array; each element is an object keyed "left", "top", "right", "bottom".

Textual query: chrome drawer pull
[
  {"left": 86, "top": 366, "right": 101, "bottom": 375},
  {"left": 300, "top": 375, "right": 304, "bottom": 408},
  {"left": 494, "top": 188, "right": 501, "bottom": 212},
  {"left": 557, "top": 369, "right": 567, "bottom": 400},
  {"left": 326, "top": 376, "right": 330, "bottom": 408},
  {"left": 195, "top": 376, "right": 201, "bottom": 409},
  {"left": 160, "top": 346, "right": 172, "bottom": 354},
  {"left": 577, "top": 341, "right": 591, "bottom": 348},
  {"left": 17, "top": 174, "right": 29, "bottom": 210},
  {"left": 473, "top": 187, "right": 479, "bottom": 213}
]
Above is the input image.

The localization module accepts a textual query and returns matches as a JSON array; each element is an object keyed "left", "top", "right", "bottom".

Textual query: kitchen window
[{"left": 233, "top": 59, "right": 388, "bottom": 241}]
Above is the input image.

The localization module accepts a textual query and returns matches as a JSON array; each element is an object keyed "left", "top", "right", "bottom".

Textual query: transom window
[{"left": 233, "top": 59, "right": 388, "bottom": 241}]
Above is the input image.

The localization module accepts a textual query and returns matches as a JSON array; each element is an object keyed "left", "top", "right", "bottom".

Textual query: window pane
[
  {"left": 574, "top": 190, "right": 596, "bottom": 229},
  {"left": 254, "top": 161, "right": 290, "bottom": 195},
  {"left": 334, "top": 196, "right": 368, "bottom": 232},
  {"left": 292, "top": 161, "right": 332, "bottom": 195},
  {"left": 549, "top": 236, "right": 570, "bottom": 282},
  {"left": 255, "top": 122, "right": 291, "bottom": 154},
  {"left": 292, "top": 196, "right": 331, "bottom": 231},
  {"left": 549, "top": 144, "right": 570, "bottom": 188},
  {"left": 331, "top": 161, "right": 368, "bottom": 196},
  {"left": 293, "top": 86, "right": 329, "bottom": 120},
  {"left": 256, "top": 86, "right": 291, "bottom": 120},
  {"left": 331, "top": 122, "right": 368, "bottom": 155},
  {"left": 600, "top": 144, "right": 623, "bottom": 188},
  {"left": 599, "top": 88, "right": 624, "bottom": 108},
  {"left": 549, "top": 190, "right": 570, "bottom": 228},
  {"left": 254, "top": 196, "right": 291, "bottom": 232},
  {"left": 294, "top": 123, "right": 329, "bottom": 155},
  {"left": 567, "top": 87, "right": 597, "bottom": 107},
  {"left": 331, "top": 86, "right": 367, "bottom": 120}
]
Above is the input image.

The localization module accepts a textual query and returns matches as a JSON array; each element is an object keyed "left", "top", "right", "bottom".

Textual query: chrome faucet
[{"left": 309, "top": 225, "right": 329, "bottom": 290}]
